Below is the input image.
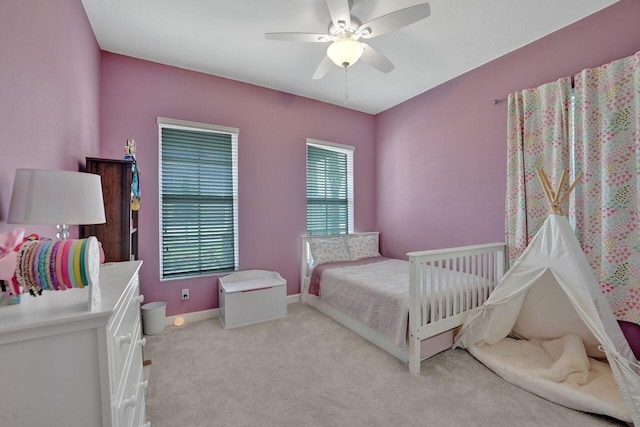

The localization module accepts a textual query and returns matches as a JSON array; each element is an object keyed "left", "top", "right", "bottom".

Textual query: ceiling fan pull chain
[{"left": 344, "top": 65, "right": 349, "bottom": 107}]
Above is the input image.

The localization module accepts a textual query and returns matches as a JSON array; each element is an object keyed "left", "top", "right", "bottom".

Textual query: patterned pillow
[
  {"left": 309, "top": 237, "right": 351, "bottom": 266},
  {"left": 347, "top": 234, "right": 380, "bottom": 260}
]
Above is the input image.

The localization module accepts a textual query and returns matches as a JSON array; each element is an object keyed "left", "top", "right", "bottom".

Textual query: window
[
  {"left": 158, "top": 117, "right": 238, "bottom": 279},
  {"left": 306, "top": 139, "right": 354, "bottom": 235}
]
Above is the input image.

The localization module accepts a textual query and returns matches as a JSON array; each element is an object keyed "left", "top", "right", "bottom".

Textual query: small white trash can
[{"left": 142, "top": 301, "right": 166, "bottom": 335}]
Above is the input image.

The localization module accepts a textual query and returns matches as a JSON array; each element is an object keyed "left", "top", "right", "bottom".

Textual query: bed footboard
[{"left": 407, "top": 242, "right": 505, "bottom": 373}]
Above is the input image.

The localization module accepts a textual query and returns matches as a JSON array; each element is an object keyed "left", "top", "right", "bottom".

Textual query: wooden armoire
[{"left": 81, "top": 157, "right": 138, "bottom": 262}]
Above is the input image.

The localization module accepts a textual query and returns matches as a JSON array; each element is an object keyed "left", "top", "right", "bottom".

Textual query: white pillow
[
  {"left": 347, "top": 234, "right": 380, "bottom": 260},
  {"left": 309, "top": 237, "right": 351, "bottom": 266}
]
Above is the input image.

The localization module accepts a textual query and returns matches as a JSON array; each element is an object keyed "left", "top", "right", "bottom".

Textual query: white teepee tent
[{"left": 454, "top": 170, "right": 640, "bottom": 424}]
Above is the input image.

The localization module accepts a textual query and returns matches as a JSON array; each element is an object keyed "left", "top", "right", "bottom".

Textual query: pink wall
[
  {"left": 3, "top": 0, "right": 637, "bottom": 319},
  {"left": 375, "top": 0, "right": 640, "bottom": 259},
  {"left": 99, "top": 53, "right": 376, "bottom": 315},
  {"left": 0, "top": 0, "right": 101, "bottom": 237}
]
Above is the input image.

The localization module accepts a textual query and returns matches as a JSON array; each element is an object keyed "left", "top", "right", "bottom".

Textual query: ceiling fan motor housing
[{"left": 328, "top": 16, "right": 361, "bottom": 38}]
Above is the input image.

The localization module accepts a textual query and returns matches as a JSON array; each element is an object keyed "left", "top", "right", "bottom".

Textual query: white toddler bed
[{"left": 300, "top": 232, "right": 505, "bottom": 373}]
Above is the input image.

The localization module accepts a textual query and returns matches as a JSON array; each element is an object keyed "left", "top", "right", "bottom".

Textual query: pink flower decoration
[{"left": 0, "top": 228, "right": 25, "bottom": 281}]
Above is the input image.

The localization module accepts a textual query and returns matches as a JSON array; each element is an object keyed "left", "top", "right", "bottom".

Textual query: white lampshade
[
  {"left": 327, "top": 38, "right": 365, "bottom": 68},
  {"left": 8, "top": 169, "right": 106, "bottom": 226}
]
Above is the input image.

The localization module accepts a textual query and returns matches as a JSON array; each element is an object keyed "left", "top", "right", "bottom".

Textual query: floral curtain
[
  {"left": 572, "top": 52, "right": 640, "bottom": 324},
  {"left": 505, "top": 78, "right": 572, "bottom": 265}
]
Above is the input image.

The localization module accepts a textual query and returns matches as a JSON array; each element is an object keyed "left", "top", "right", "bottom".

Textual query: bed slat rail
[{"left": 408, "top": 242, "right": 505, "bottom": 373}]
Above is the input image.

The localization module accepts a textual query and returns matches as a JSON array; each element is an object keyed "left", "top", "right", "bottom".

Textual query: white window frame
[
  {"left": 306, "top": 138, "right": 354, "bottom": 235},
  {"left": 157, "top": 117, "right": 239, "bottom": 280}
]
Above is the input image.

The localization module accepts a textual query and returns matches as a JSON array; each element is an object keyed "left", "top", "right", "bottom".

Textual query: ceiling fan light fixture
[{"left": 327, "top": 38, "right": 364, "bottom": 68}]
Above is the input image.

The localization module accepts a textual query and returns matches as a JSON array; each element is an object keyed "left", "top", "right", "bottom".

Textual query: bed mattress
[{"left": 310, "top": 257, "right": 493, "bottom": 348}]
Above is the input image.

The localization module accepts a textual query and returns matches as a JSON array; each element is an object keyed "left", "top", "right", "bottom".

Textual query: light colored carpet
[{"left": 144, "top": 303, "right": 626, "bottom": 427}]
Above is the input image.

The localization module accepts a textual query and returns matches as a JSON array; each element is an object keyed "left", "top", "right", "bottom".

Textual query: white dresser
[{"left": 0, "top": 261, "right": 147, "bottom": 427}]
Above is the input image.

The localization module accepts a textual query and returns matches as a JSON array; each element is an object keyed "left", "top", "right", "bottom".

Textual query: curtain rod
[{"left": 494, "top": 76, "right": 576, "bottom": 106}]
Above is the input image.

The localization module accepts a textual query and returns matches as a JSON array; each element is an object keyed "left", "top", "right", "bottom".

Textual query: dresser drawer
[
  {"left": 111, "top": 314, "right": 139, "bottom": 392},
  {"left": 109, "top": 274, "right": 142, "bottom": 339},
  {"left": 135, "top": 398, "right": 149, "bottom": 427},
  {"left": 115, "top": 328, "right": 146, "bottom": 427},
  {"left": 114, "top": 315, "right": 145, "bottom": 396},
  {"left": 132, "top": 388, "right": 149, "bottom": 427},
  {"left": 109, "top": 277, "right": 143, "bottom": 391}
]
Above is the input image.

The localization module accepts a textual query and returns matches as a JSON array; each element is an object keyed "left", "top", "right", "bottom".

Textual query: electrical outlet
[{"left": 181, "top": 288, "right": 189, "bottom": 300}]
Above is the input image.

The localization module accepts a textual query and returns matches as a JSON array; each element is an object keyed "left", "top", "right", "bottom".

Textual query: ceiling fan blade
[
  {"left": 360, "top": 43, "right": 394, "bottom": 73},
  {"left": 358, "top": 3, "right": 430, "bottom": 39},
  {"left": 312, "top": 56, "right": 334, "bottom": 80},
  {"left": 265, "top": 32, "right": 330, "bottom": 43},
  {"left": 326, "top": 0, "right": 351, "bottom": 29}
]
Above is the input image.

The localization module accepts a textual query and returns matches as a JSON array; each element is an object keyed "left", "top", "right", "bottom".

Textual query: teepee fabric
[{"left": 455, "top": 215, "right": 640, "bottom": 424}]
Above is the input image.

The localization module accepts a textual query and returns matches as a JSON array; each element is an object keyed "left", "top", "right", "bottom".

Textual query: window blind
[
  {"left": 159, "top": 124, "right": 238, "bottom": 279},
  {"left": 306, "top": 142, "right": 353, "bottom": 235}
]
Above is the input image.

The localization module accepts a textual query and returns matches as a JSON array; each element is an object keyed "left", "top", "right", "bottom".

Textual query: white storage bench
[{"left": 218, "top": 270, "right": 287, "bottom": 329}]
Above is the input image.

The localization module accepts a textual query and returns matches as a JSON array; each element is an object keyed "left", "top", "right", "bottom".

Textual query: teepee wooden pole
[
  {"left": 536, "top": 167, "right": 554, "bottom": 208},
  {"left": 543, "top": 170, "right": 558, "bottom": 207},
  {"left": 536, "top": 167, "right": 581, "bottom": 216},
  {"left": 540, "top": 169, "right": 553, "bottom": 199},
  {"left": 551, "top": 171, "right": 568, "bottom": 215},
  {"left": 557, "top": 172, "right": 584, "bottom": 206}
]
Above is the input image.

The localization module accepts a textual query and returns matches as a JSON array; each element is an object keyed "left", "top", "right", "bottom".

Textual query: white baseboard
[
  {"left": 163, "top": 293, "right": 301, "bottom": 327},
  {"left": 164, "top": 308, "right": 218, "bottom": 327},
  {"left": 287, "top": 293, "right": 301, "bottom": 304}
]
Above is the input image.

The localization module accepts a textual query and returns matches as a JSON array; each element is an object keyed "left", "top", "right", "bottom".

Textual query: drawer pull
[
  {"left": 140, "top": 380, "right": 149, "bottom": 390},
  {"left": 119, "top": 394, "right": 137, "bottom": 409},
  {"left": 117, "top": 333, "right": 133, "bottom": 347},
  {"left": 137, "top": 337, "right": 147, "bottom": 347}
]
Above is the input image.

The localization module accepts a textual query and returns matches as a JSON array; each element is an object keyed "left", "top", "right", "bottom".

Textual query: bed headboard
[{"left": 299, "top": 232, "right": 380, "bottom": 295}]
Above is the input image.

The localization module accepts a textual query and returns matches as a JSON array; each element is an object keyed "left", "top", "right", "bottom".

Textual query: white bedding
[{"left": 469, "top": 334, "right": 630, "bottom": 422}]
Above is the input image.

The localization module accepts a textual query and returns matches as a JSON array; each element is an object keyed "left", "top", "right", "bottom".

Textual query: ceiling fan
[{"left": 265, "top": 0, "right": 431, "bottom": 79}]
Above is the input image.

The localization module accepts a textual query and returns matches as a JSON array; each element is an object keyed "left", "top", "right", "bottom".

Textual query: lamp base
[{"left": 56, "top": 224, "right": 70, "bottom": 240}]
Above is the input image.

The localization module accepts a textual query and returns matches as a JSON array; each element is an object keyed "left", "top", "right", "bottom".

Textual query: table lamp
[{"left": 7, "top": 169, "right": 106, "bottom": 238}]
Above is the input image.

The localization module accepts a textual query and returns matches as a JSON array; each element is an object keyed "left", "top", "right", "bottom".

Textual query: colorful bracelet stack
[{"left": 14, "top": 239, "right": 93, "bottom": 297}]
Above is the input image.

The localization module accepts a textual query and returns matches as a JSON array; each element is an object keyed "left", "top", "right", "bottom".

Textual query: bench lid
[{"left": 219, "top": 270, "right": 286, "bottom": 293}]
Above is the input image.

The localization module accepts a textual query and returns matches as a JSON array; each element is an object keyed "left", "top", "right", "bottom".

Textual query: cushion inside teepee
[
  {"left": 468, "top": 335, "right": 629, "bottom": 422},
  {"left": 465, "top": 261, "right": 629, "bottom": 422}
]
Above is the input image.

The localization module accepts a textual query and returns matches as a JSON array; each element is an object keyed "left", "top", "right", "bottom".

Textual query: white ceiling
[{"left": 81, "top": 0, "right": 618, "bottom": 114}]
